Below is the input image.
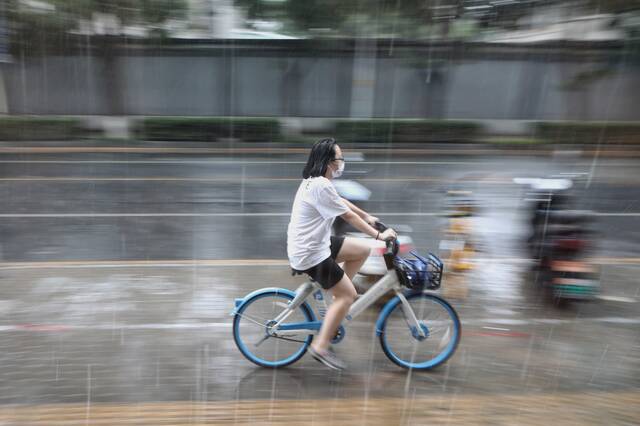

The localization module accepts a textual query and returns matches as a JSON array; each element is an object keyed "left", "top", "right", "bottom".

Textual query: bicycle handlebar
[{"left": 375, "top": 221, "right": 399, "bottom": 269}]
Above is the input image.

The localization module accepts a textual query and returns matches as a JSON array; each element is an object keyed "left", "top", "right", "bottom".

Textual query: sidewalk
[{"left": 1, "top": 392, "right": 637, "bottom": 425}]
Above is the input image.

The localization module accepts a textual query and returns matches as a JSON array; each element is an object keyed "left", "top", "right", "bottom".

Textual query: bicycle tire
[
  {"left": 378, "top": 293, "right": 461, "bottom": 370},
  {"left": 233, "top": 289, "right": 315, "bottom": 368}
]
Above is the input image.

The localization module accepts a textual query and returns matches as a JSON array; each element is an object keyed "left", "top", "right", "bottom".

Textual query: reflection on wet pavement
[{"left": 1, "top": 153, "right": 639, "bottom": 424}]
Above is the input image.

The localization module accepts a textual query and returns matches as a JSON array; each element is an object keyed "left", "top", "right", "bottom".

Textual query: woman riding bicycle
[{"left": 287, "top": 138, "right": 396, "bottom": 370}]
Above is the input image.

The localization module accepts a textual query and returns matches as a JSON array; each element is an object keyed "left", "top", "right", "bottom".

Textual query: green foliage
[
  {"left": 285, "top": 0, "right": 348, "bottom": 32},
  {"left": 140, "top": 0, "right": 187, "bottom": 25},
  {"left": 235, "top": 0, "right": 448, "bottom": 37},
  {"left": 334, "top": 119, "right": 482, "bottom": 143},
  {"left": 5, "top": 0, "right": 187, "bottom": 50},
  {"left": 18, "top": 0, "right": 187, "bottom": 24},
  {"left": 0, "top": 116, "right": 83, "bottom": 140},
  {"left": 483, "top": 137, "right": 545, "bottom": 145},
  {"left": 137, "top": 117, "right": 282, "bottom": 142},
  {"left": 535, "top": 121, "right": 640, "bottom": 144}
]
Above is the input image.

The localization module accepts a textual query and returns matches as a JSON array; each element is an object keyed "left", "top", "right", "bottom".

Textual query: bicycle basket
[{"left": 393, "top": 251, "right": 444, "bottom": 290}]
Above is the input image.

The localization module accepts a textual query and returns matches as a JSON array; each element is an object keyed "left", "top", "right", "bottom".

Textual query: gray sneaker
[{"left": 308, "top": 346, "right": 346, "bottom": 371}]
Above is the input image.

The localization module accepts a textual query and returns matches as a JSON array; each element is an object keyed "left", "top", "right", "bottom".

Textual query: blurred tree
[
  {"left": 236, "top": 0, "right": 462, "bottom": 38},
  {"left": 285, "top": 0, "right": 347, "bottom": 31},
  {"left": 5, "top": 0, "right": 187, "bottom": 115},
  {"left": 6, "top": 0, "right": 187, "bottom": 49},
  {"left": 236, "top": 0, "right": 640, "bottom": 39}
]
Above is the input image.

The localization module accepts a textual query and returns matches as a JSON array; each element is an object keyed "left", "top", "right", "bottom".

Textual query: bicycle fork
[{"left": 395, "top": 291, "right": 428, "bottom": 339}]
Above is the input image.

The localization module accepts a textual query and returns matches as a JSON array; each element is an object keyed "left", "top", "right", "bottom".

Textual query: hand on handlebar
[
  {"left": 374, "top": 222, "right": 399, "bottom": 259},
  {"left": 379, "top": 228, "right": 397, "bottom": 242},
  {"left": 365, "top": 215, "right": 379, "bottom": 226},
  {"left": 373, "top": 221, "right": 397, "bottom": 244}
]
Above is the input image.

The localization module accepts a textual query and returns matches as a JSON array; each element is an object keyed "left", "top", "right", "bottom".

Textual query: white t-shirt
[{"left": 287, "top": 177, "right": 349, "bottom": 270}]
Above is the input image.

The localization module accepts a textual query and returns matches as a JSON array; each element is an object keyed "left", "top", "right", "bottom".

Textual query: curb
[{"left": 3, "top": 140, "right": 640, "bottom": 157}]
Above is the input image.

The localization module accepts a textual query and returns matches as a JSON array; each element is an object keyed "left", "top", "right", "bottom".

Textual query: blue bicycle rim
[
  {"left": 379, "top": 293, "right": 460, "bottom": 370},
  {"left": 233, "top": 290, "right": 315, "bottom": 368}
]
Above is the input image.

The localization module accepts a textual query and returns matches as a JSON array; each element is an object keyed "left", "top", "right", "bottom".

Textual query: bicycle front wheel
[
  {"left": 379, "top": 293, "right": 461, "bottom": 370},
  {"left": 233, "top": 290, "right": 315, "bottom": 368}
]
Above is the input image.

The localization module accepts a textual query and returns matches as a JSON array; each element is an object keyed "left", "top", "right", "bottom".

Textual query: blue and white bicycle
[{"left": 232, "top": 224, "right": 461, "bottom": 370}]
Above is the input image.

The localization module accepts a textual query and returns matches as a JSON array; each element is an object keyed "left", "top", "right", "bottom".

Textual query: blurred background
[
  {"left": 0, "top": 1, "right": 639, "bottom": 425},
  {"left": 1, "top": 0, "right": 639, "bottom": 121}
]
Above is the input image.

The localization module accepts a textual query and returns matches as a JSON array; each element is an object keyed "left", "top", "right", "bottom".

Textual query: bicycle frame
[{"left": 267, "top": 269, "right": 428, "bottom": 339}]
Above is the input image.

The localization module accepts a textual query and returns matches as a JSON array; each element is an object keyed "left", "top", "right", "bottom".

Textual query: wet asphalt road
[
  {"left": 1, "top": 153, "right": 640, "bottom": 261},
  {"left": 0, "top": 148, "right": 639, "bottom": 423}
]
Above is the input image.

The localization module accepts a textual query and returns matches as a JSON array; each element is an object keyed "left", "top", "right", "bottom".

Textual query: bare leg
[
  {"left": 336, "top": 237, "right": 371, "bottom": 280},
  {"left": 311, "top": 276, "right": 357, "bottom": 352},
  {"left": 311, "top": 238, "right": 369, "bottom": 353}
]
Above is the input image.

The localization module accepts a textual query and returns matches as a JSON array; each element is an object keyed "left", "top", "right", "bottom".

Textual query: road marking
[
  {"left": 2, "top": 145, "right": 640, "bottom": 157},
  {"left": 479, "top": 317, "right": 640, "bottom": 325},
  {"left": 0, "top": 146, "right": 548, "bottom": 155},
  {"left": 0, "top": 258, "right": 291, "bottom": 270},
  {"left": 0, "top": 323, "right": 233, "bottom": 332},
  {"left": 478, "top": 256, "right": 640, "bottom": 266},
  {"left": 597, "top": 295, "right": 638, "bottom": 303},
  {"left": 2, "top": 159, "right": 639, "bottom": 167},
  {"left": 2, "top": 160, "right": 640, "bottom": 181},
  {"left": 591, "top": 212, "right": 640, "bottom": 217},
  {"left": 0, "top": 212, "right": 441, "bottom": 218},
  {"left": 0, "top": 160, "right": 472, "bottom": 165},
  {"left": 0, "top": 317, "right": 639, "bottom": 333},
  {"left": 0, "top": 176, "right": 303, "bottom": 182},
  {"left": 2, "top": 256, "right": 640, "bottom": 270},
  {"left": 465, "top": 330, "right": 531, "bottom": 338},
  {"left": 0, "top": 211, "right": 637, "bottom": 218},
  {"left": 0, "top": 160, "right": 315, "bottom": 164},
  {"left": 2, "top": 174, "right": 640, "bottom": 186},
  {"left": 0, "top": 146, "right": 307, "bottom": 154},
  {"left": 0, "top": 212, "right": 293, "bottom": 218},
  {"left": 0, "top": 176, "right": 507, "bottom": 183}
]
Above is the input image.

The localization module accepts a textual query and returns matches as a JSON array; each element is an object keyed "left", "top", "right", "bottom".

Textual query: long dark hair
[{"left": 302, "top": 138, "right": 337, "bottom": 179}]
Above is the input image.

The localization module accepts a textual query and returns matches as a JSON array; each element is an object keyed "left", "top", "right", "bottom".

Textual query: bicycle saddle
[{"left": 291, "top": 269, "right": 316, "bottom": 282}]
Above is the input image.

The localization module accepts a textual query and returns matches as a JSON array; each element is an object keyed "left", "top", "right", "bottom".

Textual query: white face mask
[{"left": 331, "top": 161, "right": 345, "bottom": 178}]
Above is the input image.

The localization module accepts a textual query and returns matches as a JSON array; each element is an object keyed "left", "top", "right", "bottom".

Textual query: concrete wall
[{"left": 2, "top": 42, "right": 639, "bottom": 121}]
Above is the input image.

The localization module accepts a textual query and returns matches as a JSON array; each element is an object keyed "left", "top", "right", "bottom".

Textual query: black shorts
[{"left": 296, "top": 236, "right": 345, "bottom": 290}]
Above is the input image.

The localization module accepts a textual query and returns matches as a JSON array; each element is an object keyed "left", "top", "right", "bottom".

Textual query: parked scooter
[{"left": 515, "top": 176, "right": 600, "bottom": 302}]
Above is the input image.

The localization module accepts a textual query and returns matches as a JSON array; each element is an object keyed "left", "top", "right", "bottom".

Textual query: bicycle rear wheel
[
  {"left": 379, "top": 293, "right": 460, "bottom": 370},
  {"left": 233, "top": 290, "right": 315, "bottom": 368}
]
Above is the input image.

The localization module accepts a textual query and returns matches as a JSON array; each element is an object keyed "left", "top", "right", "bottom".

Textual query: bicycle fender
[
  {"left": 375, "top": 291, "right": 423, "bottom": 336},
  {"left": 231, "top": 287, "right": 316, "bottom": 321}
]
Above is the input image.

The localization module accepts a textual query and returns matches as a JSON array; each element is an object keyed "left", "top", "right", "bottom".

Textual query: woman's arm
[
  {"left": 341, "top": 198, "right": 378, "bottom": 225},
  {"left": 340, "top": 210, "right": 396, "bottom": 241},
  {"left": 341, "top": 210, "right": 377, "bottom": 238}
]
